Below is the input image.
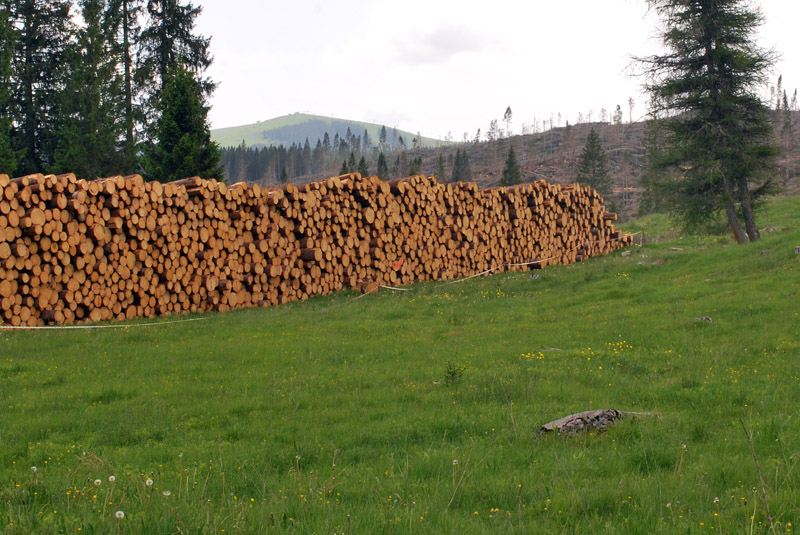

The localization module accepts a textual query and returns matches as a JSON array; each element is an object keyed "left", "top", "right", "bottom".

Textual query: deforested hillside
[{"left": 220, "top": 111, "right": 800, "bottom": 220}]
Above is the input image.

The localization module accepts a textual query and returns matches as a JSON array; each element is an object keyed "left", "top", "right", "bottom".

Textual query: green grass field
[{"left": 2, "top": 197, "right": 799, "bottom": 534}]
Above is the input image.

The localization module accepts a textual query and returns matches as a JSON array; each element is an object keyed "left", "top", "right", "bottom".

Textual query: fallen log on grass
[{"left": 537, "top": 409, "right": 659, "bottom": 436}]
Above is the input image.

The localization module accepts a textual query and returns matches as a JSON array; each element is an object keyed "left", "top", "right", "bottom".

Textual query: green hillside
[
  {"left": 3, "top": 196, "right": 799, "bottom": 533},
  {"left": 211, "top": 113, "right": 449, "bottom": 150}
]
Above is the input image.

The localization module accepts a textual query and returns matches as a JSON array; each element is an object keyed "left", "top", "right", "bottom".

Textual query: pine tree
[
  {"left": 54, "top": 0, "right": 126, "bottom": 178},
  {"left": 500, "top": 144, "right": 521, "bottom": 186},
  {"left": 638, "top": 0, "right": 778, "bottom": 243},
  {"left": 576, "top": 127, "right": 611, "bottom": 196},
  {"left": 376, "top": 151, "right": 388, "bottom": 180},
  {"left": 339, "top": 159, "right": 349, "bottom": 175},
  {"left": 6, "top": 0, "right": 74, "bottom": 174},
  {"left": 142, "top": 66, "right": 223, "bottom": 182},
  {"left": 347, "top": 151, "right": 357, "bottom": 174}
]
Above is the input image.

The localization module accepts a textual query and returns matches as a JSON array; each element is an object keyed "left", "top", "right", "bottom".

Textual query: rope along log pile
[{"left": 0, "top": 172, "right": 632, "bottom": 326}]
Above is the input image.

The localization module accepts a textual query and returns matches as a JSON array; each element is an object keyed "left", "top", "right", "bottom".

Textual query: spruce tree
[
  {"left": 0, "top": 6, "right": 20, "bottom": 174},
  {"left": 347, "top": 151, "right": 357, "bottom": 174},
  {"left": 106, "top": 0, "right": 142, "bottom": 173},
  {"left": 639, "top": 118, "right": 669, "bottom": 215},
  {"left": 576, "top": 127, "right": 611, "bottom": 196},
  {"left": 500, "top": 144, "right": 521, "bottom": 186},
  {"left": 137, "top": 0, "right": 213, "bottom": 128},
  {"left": 301, "top": 138, "right": 311, "bottom": 176},
  {"left": 54, "top": 0, "right": 126, "bottom": 178},
  {"left": 376, "top": 152, "right": 388, "bottom": 180},
  {"left": 408, "top": 156, "right": 422, "bottom": 176},
  {"left": 6, "top": 0, "right": 74, "bottom": 174},
  {"left": 357, "top": 156, "right": 368, "bottom": 177},
  {"left": 339, "top": 159, "right": 349, "bottom": 175},
  {"left": 435, "top": 153, "right": 446, "bottom": 183},
  {"left": 142, "top": 66, "right": 222, "bottom": 182},
  {"left": 452, "top": 149, "right": 471, "bottom": 182},
  {"left": 379, "top": 126, "right": 387, "bottom": 148},
  {"left": 638, "top": 0, "right": 778, "bottom": 242}
]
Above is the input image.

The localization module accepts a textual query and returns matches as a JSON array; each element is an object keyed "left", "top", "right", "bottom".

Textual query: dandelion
[
  {"left": 108, "top": 475, "right": 115, "bottom": 483},
  {"left": 31, "top": 466, "right": 37, "bottom": 473},
  {"left": 145, "top": 478, "right": 153, "bottom": 486},
  {"left": 162, "top": 490, "right": 171, "bottom": 497},
  {"left": 115, "top": 511, "right": 125, "bottom": 519},
  {"left": 94, "top": 479, "right": 101, "bottom": 487}
]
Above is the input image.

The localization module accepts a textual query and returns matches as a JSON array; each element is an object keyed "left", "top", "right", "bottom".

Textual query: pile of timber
[{"left": 0, "top": 172, "right": 632, "bottom": 326}]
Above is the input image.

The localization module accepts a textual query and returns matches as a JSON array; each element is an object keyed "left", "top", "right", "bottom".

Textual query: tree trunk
[
  {"left": 722, "top": 177, "right": 747, "bottom": 244},
  {"left": 724, "top": 202, "right": 747, "bottom": 244},
  {"left": 738, "top": 178, "right": 760, "bottom": 242},
  {"left": 122, "top": 0, "right": 135, "bottom": 169}
]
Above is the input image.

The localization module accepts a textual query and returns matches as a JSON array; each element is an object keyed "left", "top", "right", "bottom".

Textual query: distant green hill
[{"left": 211, "top": 113, "right": 449, "bottom": 150}]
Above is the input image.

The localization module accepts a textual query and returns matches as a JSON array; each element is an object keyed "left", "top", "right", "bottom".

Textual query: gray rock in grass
[{"left": 536, "top": 409, "right": 658, "bottom": 437}]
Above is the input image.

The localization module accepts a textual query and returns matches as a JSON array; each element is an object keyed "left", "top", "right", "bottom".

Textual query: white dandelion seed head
[
  {"left": 115, "top": 511, "right": 125, "bottom": 519},
  {"left": 94, "top": 479, "right": 102, "bottom": 486},
  {"left": 452, "top": 459, "right": 458, "bottom": 465},
  {"left": 714, "top": 496, "right": 720, "bottom": 503},
  {"left": 145, "top": 478, "right": 153, "bottom": 486},
  {"left": 162, "top": 490, "right": 171, "bottom": 496},
  {"left": 108, "top": 475, "right": 116, "bottom": 483},
  {"left": 31, "top": 466, "right": 37, "bottom": 473}
]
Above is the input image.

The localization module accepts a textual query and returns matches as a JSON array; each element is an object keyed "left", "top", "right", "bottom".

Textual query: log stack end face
[{"left": 0, "top": 172, "right": 632, "bottom": 326}]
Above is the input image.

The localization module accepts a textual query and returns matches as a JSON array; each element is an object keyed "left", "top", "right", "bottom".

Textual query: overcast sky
[{"left": 196, "top": 0, "right": 800, "bottom": 140}]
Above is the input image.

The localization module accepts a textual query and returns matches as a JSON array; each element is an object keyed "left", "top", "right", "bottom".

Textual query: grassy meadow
[{"left": 2, "top": 196, "right": 799, "bottom": 534}]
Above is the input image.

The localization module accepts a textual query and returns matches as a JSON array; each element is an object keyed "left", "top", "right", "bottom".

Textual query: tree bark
[
  {"left": 738, "top": 178, "right": 760, "bottom": 242},
  {"left": 724, "top": 202, "right": 747, "bottom": 244},
  {"left": 722, "top": 177, "right": 747, "bottom": 244},
  {"left": 122, "top": 0, "right": 135, "bottom": 168}
]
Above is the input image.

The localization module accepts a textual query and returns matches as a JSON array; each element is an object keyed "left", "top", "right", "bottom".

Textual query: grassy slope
[
  {"left": 2, "top": 197, "right": 799, "bottom": 534},
  {"left": 211, "top": 113, "right": 448, "bottom": 149}
]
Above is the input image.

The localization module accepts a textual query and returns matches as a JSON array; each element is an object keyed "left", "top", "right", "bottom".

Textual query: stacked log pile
[{"left": 0, "top": 172, "right": 632, "bottom": 326}]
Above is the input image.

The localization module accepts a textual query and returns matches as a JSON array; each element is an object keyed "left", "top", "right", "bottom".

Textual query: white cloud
[{"left": 392, "top": 23, "right": 499, "bottom": 65}]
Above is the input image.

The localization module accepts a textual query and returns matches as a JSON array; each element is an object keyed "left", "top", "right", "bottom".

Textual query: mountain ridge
[{"left": 211, "top": 113, "right": 449, "bottom": 150}]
